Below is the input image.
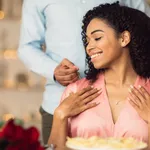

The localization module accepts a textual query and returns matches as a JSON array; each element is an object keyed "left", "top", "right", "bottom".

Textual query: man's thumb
[{"left": 61, "top": 58, "right": 79, "bottom": 70}]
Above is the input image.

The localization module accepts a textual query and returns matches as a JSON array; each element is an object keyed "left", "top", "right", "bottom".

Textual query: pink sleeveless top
[{"left": 61, "top": 74, "right": 150, "bottom": 143}]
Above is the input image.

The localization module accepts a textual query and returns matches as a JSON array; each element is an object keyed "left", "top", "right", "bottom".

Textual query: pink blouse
[{"left": 61, "top": 74, "right": 150, "bottom": 143}]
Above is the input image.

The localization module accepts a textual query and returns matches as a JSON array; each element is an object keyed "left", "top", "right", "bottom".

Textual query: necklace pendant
[{"left": 115, "top": 101, "right": 120, "bottom": 105}]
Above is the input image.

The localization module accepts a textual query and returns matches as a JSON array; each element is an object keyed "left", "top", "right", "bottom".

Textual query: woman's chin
[{"left": 93, "top": 64, "right": 106, "bottom": 70}]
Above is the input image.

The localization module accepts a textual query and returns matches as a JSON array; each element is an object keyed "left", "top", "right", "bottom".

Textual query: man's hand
[{"left": 54, "top": 58, "right": 79, "bottom": 86}]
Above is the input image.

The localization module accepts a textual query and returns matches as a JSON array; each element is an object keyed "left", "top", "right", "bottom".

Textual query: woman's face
[{"left": 86, "top": 18, "right": 124, "bottom": 69}]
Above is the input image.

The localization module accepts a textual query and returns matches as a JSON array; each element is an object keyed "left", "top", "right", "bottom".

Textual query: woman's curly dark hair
[{"left": 82, "top": 2, "right": 150, "bottom": 82}]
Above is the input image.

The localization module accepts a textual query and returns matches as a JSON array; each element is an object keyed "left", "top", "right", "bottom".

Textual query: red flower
[
  {"left": 0, "top": 120, "right": 25, "bottom": 142},
  {"left": 6, "top": 141, "right": 44, "bottom": 150},
  {"left": 24, "top": 127, "right": 39, "bottom": 144},
  {"left": 0, "top": 120, "right": 45, "bottom": 150}
]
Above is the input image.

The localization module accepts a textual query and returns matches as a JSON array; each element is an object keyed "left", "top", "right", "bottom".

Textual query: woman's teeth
[{"left": 91, "top": 53, "right": 102, "bottom": 59}]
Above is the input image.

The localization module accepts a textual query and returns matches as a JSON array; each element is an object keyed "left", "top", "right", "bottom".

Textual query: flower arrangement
[{"left": 0, "top": 119, "right": 45, "bottom": 150}]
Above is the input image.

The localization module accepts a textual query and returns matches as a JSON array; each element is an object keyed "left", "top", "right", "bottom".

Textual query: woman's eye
[{"left": 95, "top": 37, "right": 102, "bottom": 41}]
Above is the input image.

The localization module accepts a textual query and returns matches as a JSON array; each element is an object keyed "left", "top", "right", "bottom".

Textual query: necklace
[{"left": 115, "top": 100, "right": 123, "bottom": 105}]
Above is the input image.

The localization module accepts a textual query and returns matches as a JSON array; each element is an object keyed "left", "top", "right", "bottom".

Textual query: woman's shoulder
[
  {"left": 60, "top": 78, "right": 90, "bottom": 102},
  {"left": 60, "top": 73, "right": 104, "bottom": 102},
  {"left": 66, "top": 77, "right": 90, "bottom": 92},
  {"left": 67, "top": 73, "right": 104, "bottom": 91}
]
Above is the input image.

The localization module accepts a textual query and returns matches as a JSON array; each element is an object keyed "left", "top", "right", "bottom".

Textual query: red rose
[
  {"left": 25, "top": 141, "right": 45, "bottom": 150},
  {"left": 6, "top": 141, "right": 28, "bottom": 150},
  {"left": 24, "top": 127, "right": 39, "bottom": 144},
  {"left": 0, "top": 120, "right": 25, "bottom": 142},
  {"left": 6, "top": 141, "right": 44, "bottom": 150},
  {"left": 0, "top": 120, "right": 45, "bottom": 150}
]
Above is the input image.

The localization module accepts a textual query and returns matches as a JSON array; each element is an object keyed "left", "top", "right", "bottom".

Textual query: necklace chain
[{"left": 115, "top": 100, "right": 123, "bottom": 105}]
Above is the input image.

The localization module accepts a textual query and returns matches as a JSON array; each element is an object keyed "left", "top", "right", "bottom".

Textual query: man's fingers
[
  {"left": 58, "top": 81, "right": 71, "bottom": 86},
  {"left": 61, "top": 58, "right": 74, "bottom": 67},
  {"left": 55, "top": 67, "right": 78, "bottom": 76},
  {"left": 56, "top": 72, "right": 79, "bottom": 82},
  {"left": 61, "top": 58, "right": 79, "bottom": 70},
  {"left": 69, "top": 76, "right": 79, "bottom": 84},
  {"left": 55, "top": 73, "right": 79, "bottom": 86},
  {"left": 54, "top": 61, "right": 79, "bottom": 85}
]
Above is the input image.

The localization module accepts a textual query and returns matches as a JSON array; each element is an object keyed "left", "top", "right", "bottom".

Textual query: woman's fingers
[
  {"left": 129, "top": 85, "right": 145, "bottom": 104},
  {"left": 139, "top": 86, "right": 150, "bottom": 100},
  {"left": 78, "top": 86, "right": 94, "bottom": 96},
  {"left": 81, "top": 88, "right": 101, "bottom": 99},
  {"left": 128, "top": 97, "right": 140, "bottom": 112},
  {"left": 65, "top": 86, "right": 102, "bottom": 116},
  {"left": 80, "top": 101, "right": 100, "bottom": 113},
  {"left": 128, "top": 94, "right": 141, "bottom": 109},
  {"left": 82, "top": 90, "right": 102, "bottom": 104},
  {"left": 128, "top": 85, "right": 150, "bottom": 110}
]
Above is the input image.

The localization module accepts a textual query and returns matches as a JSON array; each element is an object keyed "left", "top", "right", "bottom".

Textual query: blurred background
[
  {"left": 0, "top": 0, "right": 44, "bottom": 131},
  {"left": 0, "top": 0, "right": 150, "bottom": 135}
]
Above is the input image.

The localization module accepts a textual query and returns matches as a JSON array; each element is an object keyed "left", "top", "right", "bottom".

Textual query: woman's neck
[{"left": 104, "top": 49, "right": 137, "bottom": 86}]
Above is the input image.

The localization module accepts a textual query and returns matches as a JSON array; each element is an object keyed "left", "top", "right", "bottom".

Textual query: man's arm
[{"left": 18, "top": 0, "right": 58, "bottom": 82}]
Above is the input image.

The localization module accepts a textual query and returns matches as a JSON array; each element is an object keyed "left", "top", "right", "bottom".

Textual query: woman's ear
[{"left": 120, "top": 31, "right": 131, "bottom": 47}]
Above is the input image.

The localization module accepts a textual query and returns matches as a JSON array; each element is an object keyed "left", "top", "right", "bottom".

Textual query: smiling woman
[
  {"left": 82, "top": 2, "right": 150, "bottom": 82},
  {"left": 85, "top": 18, "right": 126, "bottom": 71},
  {"left": 48, "top": 2, "right": 150, "bottom": 149}
]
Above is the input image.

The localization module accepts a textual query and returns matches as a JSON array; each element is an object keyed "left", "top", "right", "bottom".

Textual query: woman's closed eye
[{"left": 95, "top": 37, "right": 102, "bottom": 41}]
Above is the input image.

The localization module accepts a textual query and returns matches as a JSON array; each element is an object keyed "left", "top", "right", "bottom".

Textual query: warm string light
[
  {"left": 3, "top": 49, "right": 17, "bottom": 59},
  {"left": 1, "top": 113, "right": 41, "bottom": 123},
  {"left": 2, "top": 114, "right": 14, "bottom": 121},
  {"left": 0, "top": 4, "right": 42, "bottom": 131},
  {"left": 0, "top": 10, "right": 5, "bottom": 19}
]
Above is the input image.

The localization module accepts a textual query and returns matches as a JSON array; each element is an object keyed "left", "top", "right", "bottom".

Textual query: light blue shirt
[{"left": 18, "top": 0, "right": 150, "bottom": 114}]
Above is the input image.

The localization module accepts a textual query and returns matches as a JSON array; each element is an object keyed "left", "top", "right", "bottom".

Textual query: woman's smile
[{"left": 91, "top": 51, "right": 103, "bottom": 62}]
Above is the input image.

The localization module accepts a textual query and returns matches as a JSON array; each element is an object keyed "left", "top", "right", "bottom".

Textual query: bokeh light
[{"left": 0, "top": 10, "right": 5, "bottom": 19}]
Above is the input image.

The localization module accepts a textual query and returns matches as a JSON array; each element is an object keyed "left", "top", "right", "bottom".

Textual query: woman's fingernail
[
  {"left": 130, "top": 85, "right": 134, "bottom": 89},
  {"left": 96, "top": 102, "right": 100, "bottom": 105},
  {"left": 97, "top": 88, "right": 102, "bottom": 91},
  {"left": 138, "top": 85, "right": 141, "bottom": 89},
  {"left": 98, "top": 90, "right": 102, "bottom": 94},
  {"left": 128, "top": 88, "right": 132, "bottom": 93}
]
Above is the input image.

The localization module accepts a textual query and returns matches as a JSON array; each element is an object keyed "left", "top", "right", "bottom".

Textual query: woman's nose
[{"left": 86, "top": 41, "right": 95, "bottom": 53}]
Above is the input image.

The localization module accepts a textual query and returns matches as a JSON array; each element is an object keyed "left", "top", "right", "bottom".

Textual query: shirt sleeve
[
  {"left": 121, "top": 0, "right": 150, "bottom": 17},
  {"left": 18, "top": 0, "right": 58, "bottom": 82}
]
